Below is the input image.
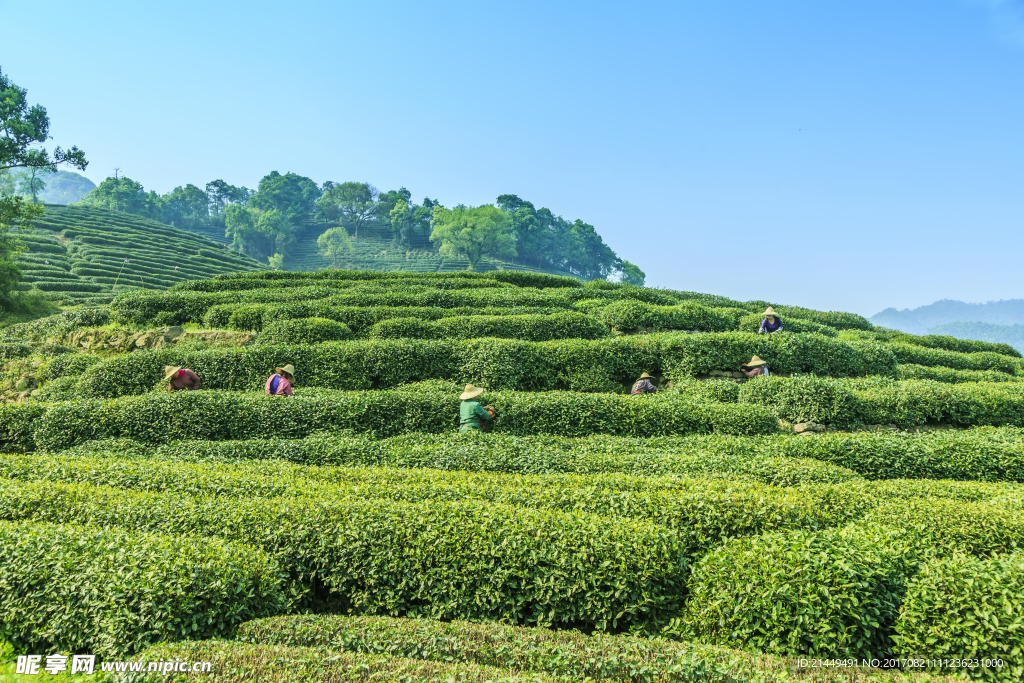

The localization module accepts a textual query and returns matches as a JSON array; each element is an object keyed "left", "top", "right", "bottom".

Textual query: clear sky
[{"left": 1, "top": 0, "right": 1022, "bottom": 315}]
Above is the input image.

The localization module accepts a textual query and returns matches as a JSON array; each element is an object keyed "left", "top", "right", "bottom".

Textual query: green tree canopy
[
  {"left": 0, "top": 67, "right": 87, "bottom": 173},
  {"left": 317, "top": 181, "right": 378, "bottom": 238},
  {"left": 617, "top": 260, "right": 646, "bottom": 286},
  {"left": 250, "top": 171, "right": 320, "bottom": 225},
  {"left": 78, "top": 175, "right": 163, "bottom": 219},
  {"left": 429, "top": 204, "right": 516, "bottom": 271},
  {"left": 225, "top": 205, "right": 292, "bottom": 263},
  {"left": 316, "top": 226, "right": 353, "bottom": 268},
  {"left": 163, "top": 183, "right": 210, "bottom": 230},
  {"left": 37, "top": 171, "right": 95, "bottom": 204}
]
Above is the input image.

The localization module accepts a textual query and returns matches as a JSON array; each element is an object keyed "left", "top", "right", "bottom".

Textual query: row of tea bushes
[
  {"left": 898, "top": 363, "right": 1024, "bottom": 384},
  {"left": 0, "top": 389, "right": 779, "bottom": 452},
  {"left": 739, "top": 376, "right": 1024, "bottom": 429},
  {"left": 0, "top": 519, "right": 287, "bottom": 656},
  {"left": 60, "top": 333, "right": 900, "bottom": 399},
  {"left": 672, "top": 499, "right": 1024, "bottom": 675},
  {"left": 0, "top": 453, "right": 871, "bottom": 560},
  {"left": 128, "top": 641, "right": 558, "bottom": 683},
  {"left": 62, "top": 432, "right": 861, "bottom": 487},
  {"left": 0, "top": 478, "right": 687, "bottom": 632},
  {"left": 887, "top": 343, "right": 1022, "bottom": 374},
  {"left": 206, "top": 303, "right": 569, "bottom": 333},
  {"left": 232, "top": 614, "right": 921, "bottom": 683},
  {"left": 840, "top": 328, "right": 1022, "bottom": 359}
]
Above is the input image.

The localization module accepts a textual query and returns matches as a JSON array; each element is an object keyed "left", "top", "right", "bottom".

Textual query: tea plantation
[
  {"left": 1, "top": 269, "right": 1022, "bottom": 681},
  {"left": 12, "top": 204, "right": 268, "bottom": 306}
]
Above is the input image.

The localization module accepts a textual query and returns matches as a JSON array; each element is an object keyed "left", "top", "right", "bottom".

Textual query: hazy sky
[{"left": 1, "top": 0, "right": 1022, "bottom": 315}]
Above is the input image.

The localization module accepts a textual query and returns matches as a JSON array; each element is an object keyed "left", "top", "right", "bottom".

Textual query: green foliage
[
  {"left": 601, "top": 299, "right": 741, "bottom": 332},
  {"left": 738, "top": 313, "right": 839, "bottom": 337},
  {"left": 740, "top": 375, "right": 860, "bottom": 427},
  {"left": 235, "top": 613, "right": 853, "bottom": 683},
  {"left": 0, "top": 519, "right": 288, "bottom": 656},
  {"left": 895, "top": 554, "right": 1024, "bottom": 680},
  {"left": 0, "top": 453, "right": 871, "bottom": 567},
  {"left": 368, "top": 312, "right": 611, "bottom": 342},
  {"left": 775, "top": 427, "right": 1024, "bottom": 482},
  {"left": 20, "top": 389, "right": 778, "bottom": 451},
  {"left": 853, "top": 380, "right": 1024, "bottom": 429},
  {"left": 430, "top": 204, "right": 517, "bottom": 271},
  {"left": 0, "top": 478, "right": 686, "bottom": 631},
  {"left": 315, "top": 226, "right": 352, "bottom": 267},
  {"left": 888, "top": 342, "right": 1019, "bottom": 375},
  {"left": 0, "top": 67, "right": 87, "bottom": 174},
  {"left": 898, "top": 363, "right": 1024, "bottom": 384},
  {"left": 134, "top": 640, "right": 558, "bottom": 682},
  {"left": 673, "top": 524, "right": 923, "bottom": 659},
  {"left": 257, "top": 318, "right": 353, "bottom": 345}
]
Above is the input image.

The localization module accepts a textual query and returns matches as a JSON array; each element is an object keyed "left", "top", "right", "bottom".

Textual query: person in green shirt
[{"left": 459, "top": 384, "right": 494, "bottom": 433}]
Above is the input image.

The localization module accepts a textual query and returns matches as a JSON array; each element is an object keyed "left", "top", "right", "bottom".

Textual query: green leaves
[{"left": 0, "top": 519, "right": 288, "bottom": 656}]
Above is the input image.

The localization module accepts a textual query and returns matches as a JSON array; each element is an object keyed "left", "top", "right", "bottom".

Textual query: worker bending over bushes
[
  {"left": 759, "top": 307, "right": 783, "bottom": 335},
  {"left": 631, "top": 372, "right": 658, "bottom": 396},
  {"left": 265, "top": 365, "right": 295, "bottom": 397},
  {"left": 741, "top": 355, "right": 770, "bottom": 378},
  {"left": 164, "top": 365, "right": 200, "bottom": 392},
  {"left": 459, "top": 384, "right": 495, "bottom": 432}
]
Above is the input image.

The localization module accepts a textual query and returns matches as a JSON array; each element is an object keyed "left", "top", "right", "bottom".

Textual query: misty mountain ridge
[{"left": 871, "top": 299, "right": 1024, "bottom": 335}]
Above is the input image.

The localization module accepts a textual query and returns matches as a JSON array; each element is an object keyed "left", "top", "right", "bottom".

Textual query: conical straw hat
[
  {"left": 460, "top": 384, "right": 485, "bottom": 400},
  {"left": 163, "top": 366, "right": 182, "bottom": 381},
  {"left": 744, "top": 355, "right": 767, "bottom": 368},
  {"left": 762, "top": 307, "right": 778, "bottom": 317}
]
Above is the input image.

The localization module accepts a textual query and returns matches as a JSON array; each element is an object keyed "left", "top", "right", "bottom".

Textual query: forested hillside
[{"left": 75, "top": 172, "right": 644, "bottom": 282}]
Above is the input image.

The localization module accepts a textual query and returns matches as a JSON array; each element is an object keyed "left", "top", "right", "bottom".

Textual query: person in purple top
[{"left": 759, "top": 307, "right": 783, "bottom": 335}]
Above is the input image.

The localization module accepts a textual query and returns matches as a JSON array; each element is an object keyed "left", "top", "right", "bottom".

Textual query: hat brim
[
  {"left": 460, "top": 388, "right": 485, "bottom": 400},
  {"left": 745, "top": 361, "right": 767, "bottom": 368},
  {"left": 164, "top": 367, "right": 181, "bottom": 381}
]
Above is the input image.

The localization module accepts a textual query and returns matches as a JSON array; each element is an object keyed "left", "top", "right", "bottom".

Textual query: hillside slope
[{"left": 14, "top": 204, "right": 269, "bottom": 306}]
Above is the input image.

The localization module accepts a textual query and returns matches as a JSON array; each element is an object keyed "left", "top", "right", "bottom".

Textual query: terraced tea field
[
  {"left": 1, "top": 269, "right": 1022, "bottom": 681},
  {"left": 13, "top": 204, "right": 268, "bottom": 306}
]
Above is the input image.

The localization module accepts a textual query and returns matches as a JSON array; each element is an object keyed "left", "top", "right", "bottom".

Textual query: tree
[
  {"left": 162, "top": 184, "right": 209, "bottom": 230},
  {"left": 17, "top": 166, "right": 47, "bottom": 203},
  {"left": 316, "top": 226, "right": 353, "bottom": 267},
  {"left": 77, "top": 175, "right": 163, "bottom": 220},
  {"left": 316, "top": 181, "right": 378, "bottom": 238},
  {"left": 389, "top": 195, "right": 437, "bottom": 249},
  {"left": 224, "top": 204, "right": 292, "bottom": 263},
  {"left": 1, "top": 68, "right": 87, "bottom": 174},
  {"left": 617, "top": 260, "right": 646, "bottom": 286},
  {"left": 430, "top": 204, "right": 516, "bottom": 271},
  {"left": 250, "top": 171, "right": 320, "bottom": 225},
  {"left": 0, "top": 193, "right": 34, "bottom": 303},
  {"left": 206, "top": 179, "right": 250, "bottom": 226}
]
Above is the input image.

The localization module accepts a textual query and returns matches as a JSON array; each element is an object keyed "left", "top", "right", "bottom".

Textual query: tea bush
[
  {"left": 895, "top": 554, "right": 1024, "bottom": 681},
  {"left": 0, "top": 479, "right": 686, "bottom": 631},
  {"left": 257, "top": 318, "right": 354, "bottom": 345},
  {"left": 0, "top": 519, "right": 287, "bottom": 656}
]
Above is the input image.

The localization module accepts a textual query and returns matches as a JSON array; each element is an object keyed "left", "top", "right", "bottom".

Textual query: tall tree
[
  {"left": 162, "top": 184, "right": 209, "bottom": 230},
  {"left": 429, "top": 204, "right": 516, "bottom": 271},
  {"left": 224, "top": 204, "right": 292, "bottom": 263},
  {"left": 0, "top": 193, "right": 33, "bottom": 303},
  {"left": 78, "top": 176, "right": 163, "bottom": 220},
  {"left": 316, "top": 226, "right": 353, "bottom": 267},
  {"left": 0, "top": 68, "right": 87, "bottom": 174},
  {"left": 17, "top": 166, "right": 47, "bottom": 203},
  {"left": 250, "top": 171, "right": 320, "bottom": 225},
  {"left": 206, "top": 179, "right": 251, "bottom": 226},
  {"left": 389, "top": 194, "right": 437, "bottom": 249},
  {"left": 616, "top": 260, "right": 646, "bottom": 286},
  {"left": 316, "top": 181, "right": 378, "bottom": 238}
]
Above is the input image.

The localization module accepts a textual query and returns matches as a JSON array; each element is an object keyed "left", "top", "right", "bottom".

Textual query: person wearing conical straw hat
[
  {"left": 265, "top": 364, "right": 295, "bottom": 397},
  {"left": 758, "top": 307, "right": 784, "bottom": 335},
  {"left": 630, "top": 372, "right": 658, "bottom": 396},
  {"left": 740, "top": 355, "right": 771, "bottom": 378},
  {"left": 459, "top": 384, "right": 495, "bottom": 433},
  {"left": 164, "top": 365, "right": 201, "bottom": 392}
]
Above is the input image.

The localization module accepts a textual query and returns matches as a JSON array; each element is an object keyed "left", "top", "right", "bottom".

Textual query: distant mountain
[
  {"left": 928, "top": 322, "right": 1024, "bottom": 353},
  {"left": 37, "top": 171, "right": 96, "bottom": 204},
  {"left": 870, "top": 299, "right": 1024, "bottom": 336}
]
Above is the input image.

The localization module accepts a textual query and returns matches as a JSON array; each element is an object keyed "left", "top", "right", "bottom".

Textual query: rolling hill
[{"left": 13, "top": 204, "right": 269, "bottom": 306}]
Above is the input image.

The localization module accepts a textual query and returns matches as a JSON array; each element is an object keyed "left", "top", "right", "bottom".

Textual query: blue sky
[{"left": 1, "top": 0, "right": 1022, "bottom": 315}]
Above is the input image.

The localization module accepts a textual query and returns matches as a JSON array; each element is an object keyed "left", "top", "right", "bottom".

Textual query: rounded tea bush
[{"left": 257, "top": 318, "right": 353, "bottom": 345}]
